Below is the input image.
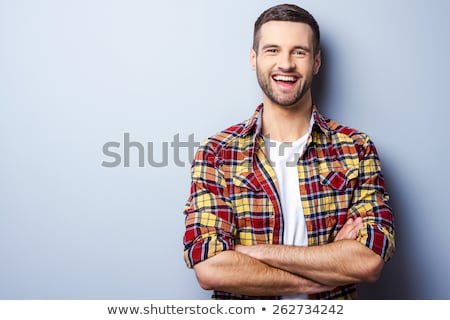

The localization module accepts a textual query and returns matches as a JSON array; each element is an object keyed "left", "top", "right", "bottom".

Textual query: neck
[{"left": 261, "top": 93, "right": 313, "bottom": 142}]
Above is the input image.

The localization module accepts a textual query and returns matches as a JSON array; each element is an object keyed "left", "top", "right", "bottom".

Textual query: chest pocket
[
  {"left": 231, "top": 171, "right": 274, "bottom": 245},
  {"left": 319, "top": 167, "right": 358, "bottom": 191},
  {"left": 316, "top": 164, "right": 358, "bottom": 216},
  {"left": 313, "top": 165, "right": 359, "bottom": 244},
  {"left": 232, "top": 171, "right": 262, "bottom": 192}
]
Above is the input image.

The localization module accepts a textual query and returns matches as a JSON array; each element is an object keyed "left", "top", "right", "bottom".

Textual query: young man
[{"left": 183, "top": 4, "right": 395, "bottom": 299}]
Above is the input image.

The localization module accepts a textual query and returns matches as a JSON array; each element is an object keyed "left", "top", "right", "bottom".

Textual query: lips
[
  {"left": 272, "top": 74, "right": 299, "bottom": 88},
  {"left": 272, "top": 75, "right": 298, "bottom": 82}
]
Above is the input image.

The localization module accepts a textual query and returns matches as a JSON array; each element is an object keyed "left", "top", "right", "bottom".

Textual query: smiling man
[{"left": 183, "top": 4, "right": 395, "bottom": 300}]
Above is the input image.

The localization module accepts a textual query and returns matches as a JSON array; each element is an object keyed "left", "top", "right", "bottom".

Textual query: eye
[
  {"left": 265, "top": 48, "right": 279, "bottom": 54},
  {"left": 293, "top": 50, "right": 306, "bottom": 56}
]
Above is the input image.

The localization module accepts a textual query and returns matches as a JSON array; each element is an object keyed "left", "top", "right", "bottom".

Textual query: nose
[{"left": 277, "top": 53, "right": 295, "bottom": 71}]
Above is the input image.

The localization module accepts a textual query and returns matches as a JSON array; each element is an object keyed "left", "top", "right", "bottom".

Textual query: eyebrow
[{"left": 261, "top": 44, "right": 311, "bottom": 53}]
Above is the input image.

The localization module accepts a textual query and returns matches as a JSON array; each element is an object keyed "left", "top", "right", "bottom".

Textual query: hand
[{"left": 334, "top": 217, "right": 363, "bottom": 241}]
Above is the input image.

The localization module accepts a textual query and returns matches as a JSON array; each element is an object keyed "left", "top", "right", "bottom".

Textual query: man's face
[{"left": 251, "top": 21, "right": 321, "bottom": 108}]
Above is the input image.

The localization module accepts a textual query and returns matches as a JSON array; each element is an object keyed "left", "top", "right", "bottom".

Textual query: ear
[
  {"left": 313, "top": 50, "right": 321, "bottom": 75},
  {"left": 250, "top": 48, "right": 257, "bottom": 70}
]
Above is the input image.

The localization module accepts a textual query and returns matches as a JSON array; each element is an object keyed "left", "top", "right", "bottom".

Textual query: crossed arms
[
  {"left": 186, "top": 135, "right": 395, "bottom": 298},
  {"left": 193, "top": 217, "right": 384, "bottom": 297}
]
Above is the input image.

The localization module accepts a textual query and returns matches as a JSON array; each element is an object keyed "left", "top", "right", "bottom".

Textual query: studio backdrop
[{"left": 1, "top": 0, "right": 449, "bottom": 299}]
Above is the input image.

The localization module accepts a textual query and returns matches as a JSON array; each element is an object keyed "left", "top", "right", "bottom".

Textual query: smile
[
  {"left": 272, "top": 75, "right": 298, "bottom": 82},
  {"left": 271, "top": 74, "right": 299, "bottom": 89}
]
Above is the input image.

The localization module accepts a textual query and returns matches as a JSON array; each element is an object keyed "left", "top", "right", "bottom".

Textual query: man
[{"left": 183, "top": 4, "right": 395, "bottom": 299}]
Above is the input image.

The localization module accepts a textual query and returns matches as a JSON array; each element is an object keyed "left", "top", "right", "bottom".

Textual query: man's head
[
  {"left": 253, "top": 4, "right": 320, "bottom": 55},
  {"left": 251, "top": 4, "right": 321, "bottom": 108}
]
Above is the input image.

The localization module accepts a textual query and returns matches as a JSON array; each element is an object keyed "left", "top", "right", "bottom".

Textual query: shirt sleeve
[
  {"left": 350, "top": 135, "right": 395, "bottom": 262},
  {"left": 183, "top": 141, "right": 236, "bottom": 268}
]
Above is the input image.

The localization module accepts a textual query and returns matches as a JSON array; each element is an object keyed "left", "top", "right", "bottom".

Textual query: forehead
[{"left": 258, "top": 21, "right": 314, "bottom": 49}]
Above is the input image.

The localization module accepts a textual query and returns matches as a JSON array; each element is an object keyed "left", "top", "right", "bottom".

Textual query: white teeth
[{"left": 273, "top": 75, "right": 297, "bottom": 82}]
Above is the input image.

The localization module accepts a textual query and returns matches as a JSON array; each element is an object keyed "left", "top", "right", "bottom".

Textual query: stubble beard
[{"left": 256, "top": 67, "right": 312, "bottom": 108}]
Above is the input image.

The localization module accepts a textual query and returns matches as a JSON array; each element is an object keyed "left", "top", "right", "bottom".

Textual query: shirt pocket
[
  {"left": 319, "top": 167, "right": 358, "bottom": 191},
  {"left": 315, "top": 166, "right": 359, "bottom": 243},
  {"left": 231, "top": 171, "right": 273, "bottom": 244},
  {"left": 232, "top": 171, "right": 262, "bottom": 192}
]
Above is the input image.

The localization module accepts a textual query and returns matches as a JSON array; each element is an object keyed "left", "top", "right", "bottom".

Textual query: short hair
[{"left": 253, "top": 3, "right": 320, "bottom": 55}]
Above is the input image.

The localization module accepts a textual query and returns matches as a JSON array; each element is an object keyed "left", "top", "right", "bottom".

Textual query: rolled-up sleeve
[
  {"left": 183, "top": 142, "right": 236, "bottom": 268},
  {"left": 350, "top": 136, "right": 395, "bottom": 262}
]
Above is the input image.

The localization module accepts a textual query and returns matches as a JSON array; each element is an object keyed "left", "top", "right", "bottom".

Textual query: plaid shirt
[{"left": 183, "top": 104, "right": 395, "bottom": 299}]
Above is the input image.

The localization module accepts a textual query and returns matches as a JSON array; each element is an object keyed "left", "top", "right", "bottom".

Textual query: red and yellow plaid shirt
[{"left": 183, "top": 104, "right": 395, "bottom": 299}]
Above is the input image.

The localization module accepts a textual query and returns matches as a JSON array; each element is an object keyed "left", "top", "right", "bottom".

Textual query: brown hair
[{"left": 253, "top": 4, "right": 320, "bottom": 54}]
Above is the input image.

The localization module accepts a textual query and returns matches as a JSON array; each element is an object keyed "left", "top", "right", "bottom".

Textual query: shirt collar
[
  {"left": 311, "top": 105, "right": 332, "bottom": 137},
  {"left": 240, "top": 103, "right": 332, "bottom": 138}
]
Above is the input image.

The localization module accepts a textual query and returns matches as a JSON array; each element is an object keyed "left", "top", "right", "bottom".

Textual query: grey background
[{"left": 1, "top": 0, "right": 449, "bottom": 299}]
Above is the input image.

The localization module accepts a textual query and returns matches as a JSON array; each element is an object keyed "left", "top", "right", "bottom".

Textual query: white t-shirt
[{"left": 263, "top": 117, "right": 314, "bottom": 300}]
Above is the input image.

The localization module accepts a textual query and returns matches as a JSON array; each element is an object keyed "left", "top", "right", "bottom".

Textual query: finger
[{"left": 354, "top": 217, "right": 363, "bottom": 229}]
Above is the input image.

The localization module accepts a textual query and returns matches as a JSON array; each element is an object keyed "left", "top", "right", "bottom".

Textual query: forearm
[
  {"left": 193, "top": 250, "right": 333, "bottom": 297},
  {"left": 237, "top": 241, "right": 384, "bottom": 287}
]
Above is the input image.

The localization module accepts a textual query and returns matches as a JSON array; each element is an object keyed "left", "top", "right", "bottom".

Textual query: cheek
[
  {"left": 257, "top": 62, "right": 276, "bottom": 78},
  {"left": 255, "top": 63, "right": 268, "bottom": 77},
  {"left": 256, "top": 56, "right": 276, "bottom": 69},
  {"left": 298, "top": 61, "right": 316, "bottom": 77}
]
